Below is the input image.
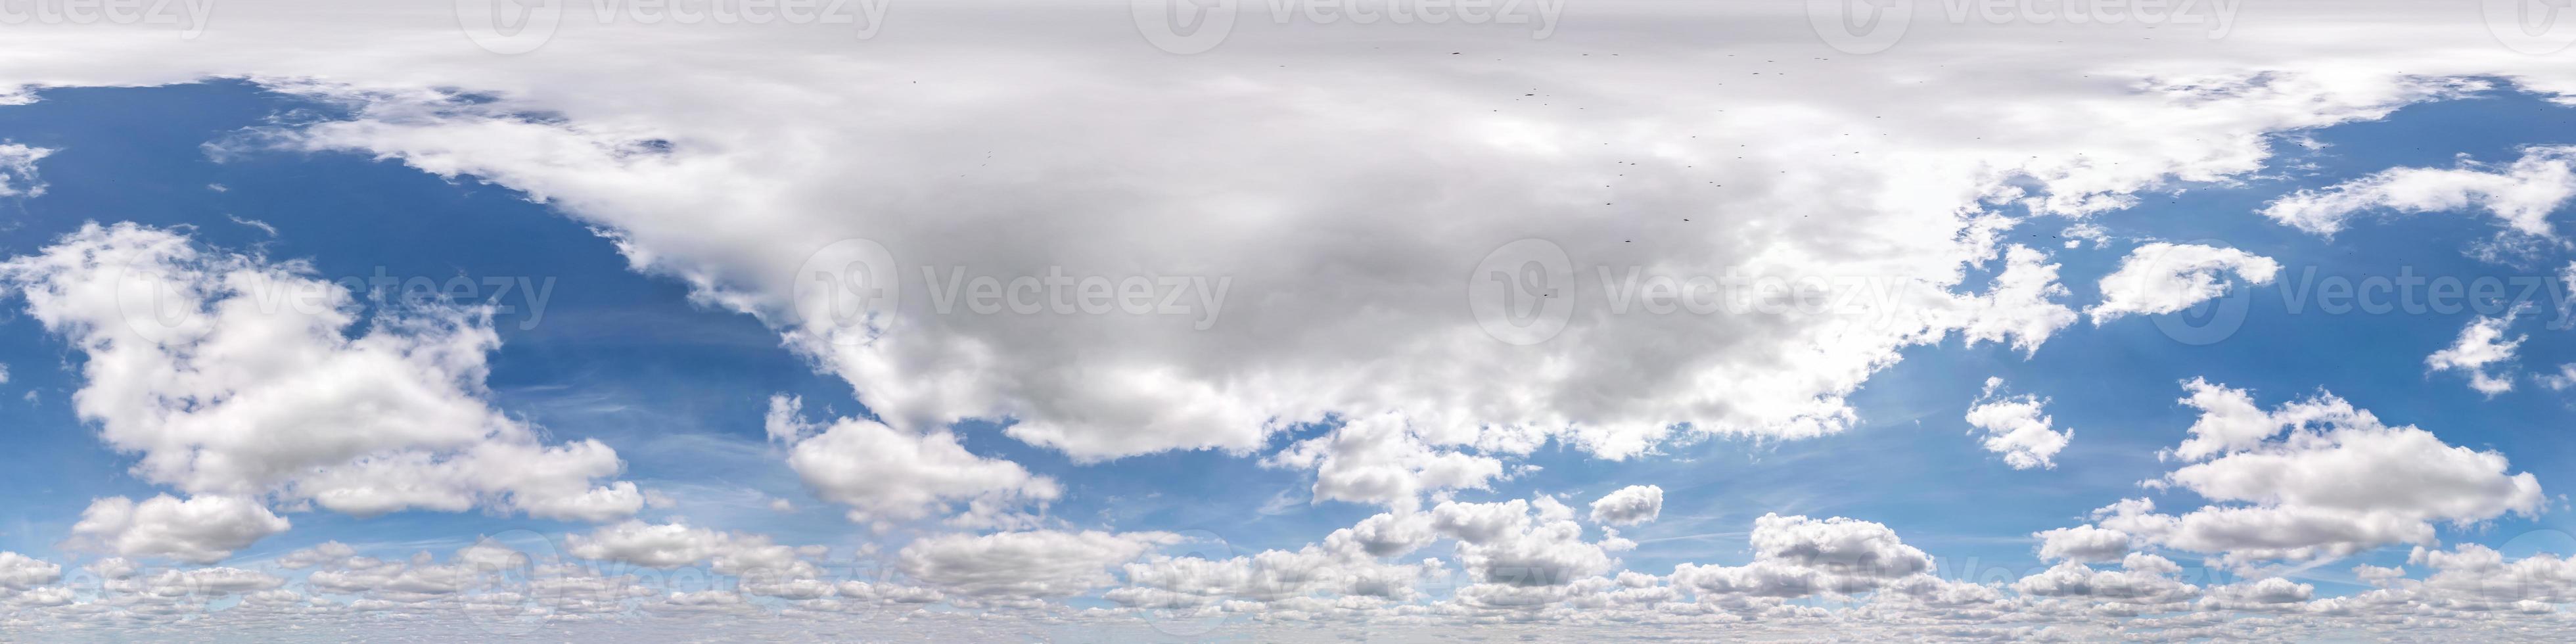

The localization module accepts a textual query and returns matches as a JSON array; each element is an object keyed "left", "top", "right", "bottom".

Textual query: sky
[{"left": 3, "top": 0, "right": 2576, "bottom": 641}]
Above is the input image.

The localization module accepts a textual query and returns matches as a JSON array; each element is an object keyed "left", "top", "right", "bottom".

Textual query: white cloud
[
  {"left": 1325, "top": 511, "right": 1438, "bottom": 558},
  {"left": 2099, "top": 381, "right": 2542, "bottom": 566},
  {"left": 1956, "top": 245, "right": 2080, "bottom": 356},
  {"left": 2171, "top": 377, "right": 2289, "bottom": 461},
  {"left": 0, "top": 143, "right": 50, "bottom": 197},
  {"left": 66, "top": 494, "right": 289, "bottom": 564},
  {"left": 275, "top": 541, "right": 357, "bottom": 570},
  {"left": 1432, "top": 497, "right": 1622, "bottom": 587},
  {"left": 2538, "top": 363, "right": 2576, "bottom": 391},
  {"left": 138, "top": 566, "right": 285, "bottom": 595},
  {"left": 1264, "top": 412, "right": 1507, "bottom": 511},
  {"left": 1587, "top": 485, "right": 1664, "bottom": 526},
  {"left": 0, "top": 551, "right": 60, "bottom": 590},
  {"left": 896, "top": 530, "right": 1180, "bottom": 599},
  {"left": 566, "top": 521, "right": 804, "bottom": 575},
  {"left": 1964, "top": 378, "right": 2073, "bottom": 470},
  {"left": 225, "top": 214, "right": 279, "bottom": 237},
  {"left": 2401, "top": 543, "right": 2576, "bottom": 607},
  {"left": 2426, "top": 310, "right": 2526, "bottom": 396},
  {"left": 2261, "top": 145, "right": 2576, "bottom": 239},
  {"left": 2089, "top": 242, "right": 2282, "bottom": 323},
  {"left": 2033, "top": 525, "right": 2132, "bottom": 563},
  {"left": 304, "top": 556, "right": 483, "bottom": 597},
  {"left": 1122, "top": 515, "right": 1442, "bottom": 607},
  {"left": 0, "top": 223, "right": 642, "bottom": 523},
  {"left": 1671, "top": 513, "right": 1933, "bottom": 598},
  {"left": 2060, "top": 223, "right": 2110, "bottom": 249},
  {"left": 768, "top": 394, "right": 1059, "bottom": 528},
  {"left": 2205, "top": 576, "right": 2314, "bottom": 606},
  {"left": 3, "top": 2, "right": 2576, "bottom": 638},
  {"left": 2010, "top": 557, "right": 2198, "bottom": 603},
  {"left": 143, "top": 16, "right": 2457, "bottom": 474},
  {"left": 6, "top": 509, "right": 2576, "bottom": 637}
]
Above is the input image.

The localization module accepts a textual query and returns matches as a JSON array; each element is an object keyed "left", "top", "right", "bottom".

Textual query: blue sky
[
  {"left": 7, "top": 3, "right": 2576, "bottom": 641},
  {"left": 1, "top": 74, "right": 2571, "bottom": 626}
]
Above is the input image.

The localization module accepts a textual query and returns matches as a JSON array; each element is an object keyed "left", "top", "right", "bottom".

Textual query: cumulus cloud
[
  {"left": 1954, "top": 245, "right": 2081, "bottom": 356},
  {"left": 1265, "top": 412, "right": 1507, "bottom": 511},
  {"left": 149, "top": 6, "right": 2444, "bottom": 476},
  {"left": 3, "top": 1, "right": 2576, "bottom": 639},
  {"left": 767, "top": 394, "right": 1059, "bottom": 529},
  {"left": 1587, "top": 485, "right": 1664, "bottom": 526},
  {"left": 2206, "top": 576, "right": 2315, "bottom": 607},
  {"left": 1963, "top": 378, "right": 2073, "bottom": 470},
  {"left": 897, "top": 530, "right": 1180, "bottom": 599},
  {"left": 0, "top": 551, "right": 61, "bottom": 590},
  {"left": 2261, "top": 145, "right": 2576, "bottom": 239},
  {"left": 1433, "top": 497, "right": 1623, "bottom": 587},
  {"left": 2426, "top": 310, "right": 2526, "bottom": 396},
  {"left": 1671, "top": 514, "right": 1935, "bottom": 599},
  {"left": 2399, "top": 543, "right": 2576, "bottom": 607},
  {"left": 0, "top": 223, "right": 642, "bottom": 525},
  {"left": 2098, "top": 380, "right": 2542, "bottom": 566},
  {"left": 1327, "top": 511, "right": 1438, "bottom": 558},
  {"left": 6, "top": 509, "right": 2576, "bottom": 638},
  {"left": 1122, "top": 514, "right": 1443, "bottom": 608},
  {"left": 2010, "top": 557, "right": 2198, "bottom": 604},
  {"left": 2089, "top": 242, "right": 2282, "bottom": 323},
  {"left": 566, "top": 521, "right": 805, "bottom": 575},
  {"left": 66, "top": 494, "right": 289, "bottom": 564},
  {"left": 2033, "top": 525, "right": 2132, "bottom": 563}
]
